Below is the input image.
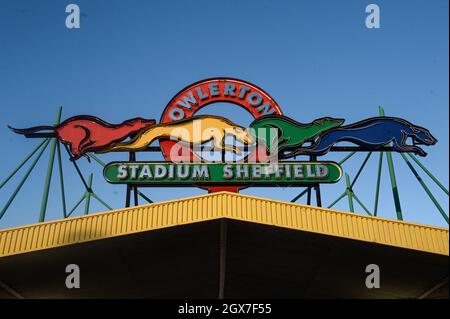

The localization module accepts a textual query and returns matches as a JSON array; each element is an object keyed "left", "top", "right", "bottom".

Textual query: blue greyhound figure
[{"left": 283, "top": 117, "right": 437, "bottom": 158}]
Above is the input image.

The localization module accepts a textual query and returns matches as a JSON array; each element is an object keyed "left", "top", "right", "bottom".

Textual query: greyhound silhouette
[
  {"left": 9, "top": 115, "right": 156, "bottom": 160},
  {"left": 250, "top": 115, "right": 344, "bottom": 154},
  {"left": 284, "top": 117, "right": 437, "bottom": 158},
  {"left": 98, "top": 115, "right": 255, "bottom": 155}
]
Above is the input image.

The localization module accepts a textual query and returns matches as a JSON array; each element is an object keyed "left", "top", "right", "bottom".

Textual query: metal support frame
[
  {"left": 56, "top": 141, "right": 67, "bottom": 217},
  {"left": 1, "top": 106, "right": 448, "bottom": 225},
  {"left": 350, "top": 152, "right": 372, "bottom": 189},
  {"left": 0, "top": 107, "right": 113, "bottom": 221},
  {"left": 338, "top": 151, "right": 357, "bottom": 165},
  {"left": 373, "top": 152, "right": 384, "bottom": 216},
  {"left": 39, "top": 107, "right": 61, "bottom": 222},
  {"left": 62, "top": 155, "right": 112, "bottom": 216},
  {"left": 386, "top": 151, "right": 403, "bottom": 220},
  {"left": 407, "top": 153, "right": 449, "bottom": 195},
  {"left": 310, "top": 155, "right": 322, "bottom": 207},
  {"left": 327, "top": 192, "right": 346, "bottom": 209},
  {"left": 400, "top": 153, "right": 448, "bottom": 224},
  {"left": 327, "top": 152, "right": 373, "bottom": 216},
  {"left": 63, "top": 144, "right": 92, "bottom": 193},
  {"left": 65, "top": 176, "right": 112, "bottom": 218},
  {"left": 131, "top": 152, "right": 138, "bottom": 206},
  {"left": 91, "top": 193, "right": 113, "bottom": 210},
  {"left": 84, "top": 174, "right": 93, "bottom": 215},
  {"left": 380, "top": 106, "right": 403, "bottom": 220},
  {"left": 352, "top": 193, "right": 372, "bottom": 216},
  {"left": 327, "top": 172, "right": 372, "bottom": 216},
  {"left": 0, "top": 139, "right": 50, "bottom": 220},
  {"left": 126, "top": 186, "right": 131, "bottom": 208},
  {"left": 66, "top": 193, "right": 85, "bottom": 218},
  {"left": 87, "top": 153, "right": 153, "bottom": 204},
  {"left": 291, "top": 151, "right": 357, "bottom": 203},
  {"left": 345, "top": 174, "right": 354, "bottom": 212},
  {"left": 291, "top": 188, "right": 309, "bottom": 203},
  {"left": 306, "top": 187, "right": 311, "bottom": 205},
  {"left": 125, "top": 152, "right": 138, "bottom": 208},
  {"left": 0, "top": 139, "right": 48, "bottom": 189}
]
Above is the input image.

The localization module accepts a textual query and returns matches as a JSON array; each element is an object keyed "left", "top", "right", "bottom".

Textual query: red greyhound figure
[{"left": 9, "top": 115, "right": 156, "bottom": 160}]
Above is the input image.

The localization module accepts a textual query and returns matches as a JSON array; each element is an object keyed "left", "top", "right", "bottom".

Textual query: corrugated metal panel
[{"left": 0, "top": 192, "right": 448, "bottom": 257}]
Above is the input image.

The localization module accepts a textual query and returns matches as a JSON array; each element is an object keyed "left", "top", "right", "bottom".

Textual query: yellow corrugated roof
[{"left": 0, "top": 191, "right": 448, "bottom": 257}]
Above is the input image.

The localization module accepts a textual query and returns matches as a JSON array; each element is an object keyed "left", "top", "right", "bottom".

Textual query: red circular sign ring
[{"left": 159, "top": 77, "right": 283, "bottom": 192}]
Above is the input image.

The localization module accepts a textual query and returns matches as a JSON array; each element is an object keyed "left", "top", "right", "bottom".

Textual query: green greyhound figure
[{"left": 249, "top": 115, "right": 344, "bottom": 155}]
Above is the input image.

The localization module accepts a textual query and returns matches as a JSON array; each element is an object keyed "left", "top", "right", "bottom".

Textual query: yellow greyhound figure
[{"left": 97, "top": 115, "right": 255, "bottom": 155}]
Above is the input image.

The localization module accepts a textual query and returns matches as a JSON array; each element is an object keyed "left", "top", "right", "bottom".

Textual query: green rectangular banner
[{"left": 103, "top": 162, "right": 342, "bottom": 186}]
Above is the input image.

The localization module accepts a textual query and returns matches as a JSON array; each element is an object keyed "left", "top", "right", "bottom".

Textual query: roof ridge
[{"left": 0, "top": 191, "right": 448, "bottom": 233}]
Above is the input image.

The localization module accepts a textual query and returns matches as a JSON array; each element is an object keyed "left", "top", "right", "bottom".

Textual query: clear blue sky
[{"left": 0, "top": 0, "right": 448, "bottom": 229}]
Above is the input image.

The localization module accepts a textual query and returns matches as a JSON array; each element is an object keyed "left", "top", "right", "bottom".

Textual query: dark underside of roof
[{"left": 0, "top": 219, "right": 448, "bottom": 299}]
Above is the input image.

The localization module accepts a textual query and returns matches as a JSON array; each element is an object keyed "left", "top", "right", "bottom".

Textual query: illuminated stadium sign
[
  {"left": 103, "top": 162, "right": 342, "bottom": 186},
  {"left": 9, "top": 78, "right": 437, "bottom": 191}
]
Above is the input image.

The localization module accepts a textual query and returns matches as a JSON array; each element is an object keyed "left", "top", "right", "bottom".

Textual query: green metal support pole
[
  {"left": 407, "top": 153, "right": 449, "bottom": 196},
  {"left": 374, "top": 152, "right": 384, "bottom": 216},
  {"left": 87, "top": 153, "right": 106, "bottom": 167},
  {"left": 39, "top": 138, "right": 57, "bottom": 222},
  {"left": 327, "top": 192, "right": 346, "bottom": 209},
  {"left": 352, "top": 193, "right": 373, "bottom": 216},
  {"left": 56, "top": 142, "right": 67, "bottom": 218},
  {"left": 345, "top": 173, "right": 354, "bottom": 212},
  {"left": 84, "top": 174, "right": 93, "bottom": 215},
  {"left": 306, "top": 187, "right": 312, "bottom": 205},
  {"left": 0, "top": 139, "right": 50, "bottom": 220},
  {"left": 339, "top": 151, "right": 357, "bottom": 165},
  {"left": 39, "top": 107, "right": 62, "bottom": 222},
  {"left": 400, "top": 154, "right": 448, "bottom": 224},
  {"left": 91, "top": 193, "right": 113, "bottom": 210},
  {"left": 380, "top": 106, "right": 403, "bottom": 220},
  {"left": 88, "top": 152, "right": 152, "bottom": 204},
  {"left": 291, "top": 188, "right": 309, "bottom": 202},
  {"left": 137, "top": 191, "right": 154, "bottom": 204},
  {"left": 67, "top": 193, "right": 87, "bottom": 218},
  {"left": 0, "top": 139, "right": 48, "bottom": 189},
  {"left": 75, "top": 154, "right": 113, "bottom": 210},
  {"left": 386, "top": 152, "right": 403, "bottom": 220},
  {"left": 350, "top": 152, "right": 372, "bottom": 189}
]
